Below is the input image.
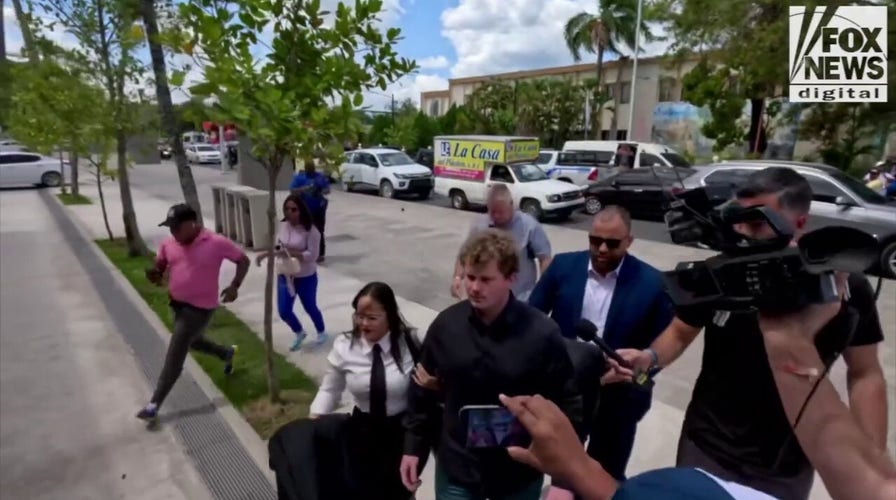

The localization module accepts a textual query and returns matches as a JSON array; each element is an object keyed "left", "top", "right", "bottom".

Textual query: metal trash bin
[
  {"left": 211, "top": 185, "right": 228, "bottom": 234},
  {"left": 223, "top": 185, "right": 258, "bottom": 241},
  {"left": 243, "top": 190, "right": 275, "bottom": 250}
]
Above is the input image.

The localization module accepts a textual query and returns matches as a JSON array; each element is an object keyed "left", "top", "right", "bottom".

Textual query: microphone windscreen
[{"left": 574, "top": 319, "right": 598, "bottom": 342}]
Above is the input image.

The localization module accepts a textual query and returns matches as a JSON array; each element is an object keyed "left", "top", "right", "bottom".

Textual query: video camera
[{"left": 661, "top": 186, "right": 879, "bottom": 313}]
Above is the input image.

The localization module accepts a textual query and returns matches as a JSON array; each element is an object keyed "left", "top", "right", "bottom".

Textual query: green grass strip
[{"left": 57, "top": 193, "right": 93, "bottom": 205}]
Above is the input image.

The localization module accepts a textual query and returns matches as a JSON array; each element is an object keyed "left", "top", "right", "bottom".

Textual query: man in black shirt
[
  {"left": 401, "top": 229, "right": 582, "bottom": 499},
  {"left": 615, "top": 167, "right": 888, "bottom": 500}
]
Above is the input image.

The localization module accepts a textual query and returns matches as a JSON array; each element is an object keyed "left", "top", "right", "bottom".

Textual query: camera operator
[
  {"left": 498, "top": 297, "right": 895, "bottom": 500},
  {"left": 612, "top": 167, "right": 888, "bottom": 499}
]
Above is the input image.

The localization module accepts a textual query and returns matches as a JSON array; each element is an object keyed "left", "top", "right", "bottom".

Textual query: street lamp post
[{"left": 626, "top": 0, "right": 643, "bottom": 141}]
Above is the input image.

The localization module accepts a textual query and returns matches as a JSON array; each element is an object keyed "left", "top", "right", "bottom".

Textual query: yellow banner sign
[
  {"left": 505, "top": 140, "right": 540, "bottom": 163},
  {"left": 434, "top": 138, "right": 539, "bottom": 181}
]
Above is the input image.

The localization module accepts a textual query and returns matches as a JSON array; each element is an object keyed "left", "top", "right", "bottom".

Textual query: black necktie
[{"left": 370, "top": 344, "right": 387, "bottom": 418}]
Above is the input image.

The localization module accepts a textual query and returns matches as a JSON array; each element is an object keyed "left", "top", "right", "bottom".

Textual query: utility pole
[
  {"left": 390, "top": 94, "right": 395, "bottom": 126},
  {"left": 626, "top": 0, "right": 644, "bottom": 141}
]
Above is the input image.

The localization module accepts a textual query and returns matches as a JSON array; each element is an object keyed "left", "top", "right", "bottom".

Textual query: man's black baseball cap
[{"left": 159, "top": 203, "right": 198, "bottom": 227}]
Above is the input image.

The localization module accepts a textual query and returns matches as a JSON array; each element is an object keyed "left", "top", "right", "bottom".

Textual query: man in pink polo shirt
[{"left": 137, "top": 203, "right": 251, "bottom": 421}]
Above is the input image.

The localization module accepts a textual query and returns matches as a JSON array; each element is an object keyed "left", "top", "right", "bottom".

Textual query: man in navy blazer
[{"left": 529, "top": 205, "right": 673, "bottom": 482}]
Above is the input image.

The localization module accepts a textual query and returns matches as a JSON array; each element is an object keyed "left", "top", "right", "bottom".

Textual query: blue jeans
[
  {"left": 434, "top": 465, "right": 543, "bottom": 500},
  {"left": 277, "top": 273, "right": 325, "bottom": 334}
]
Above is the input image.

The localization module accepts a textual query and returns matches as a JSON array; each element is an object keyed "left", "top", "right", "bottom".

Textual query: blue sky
[
  {"left": 392, "top": 0, "right": 455, "bottom": 75},
  {"left": 3, "top": 0, "right": 666, "bottom": 111}
]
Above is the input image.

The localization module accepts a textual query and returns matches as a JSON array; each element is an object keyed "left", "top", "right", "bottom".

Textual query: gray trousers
[
  {"left": 677, "top": 433, "right": 814, "bottom": 500},
  {"left": 151, "top": 302, "right": 229, "bottom": 406}
]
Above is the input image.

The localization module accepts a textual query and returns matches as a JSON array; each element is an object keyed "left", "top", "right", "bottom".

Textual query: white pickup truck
[{"left": 432, "top": 135, "right": 585, "bottom": 220}]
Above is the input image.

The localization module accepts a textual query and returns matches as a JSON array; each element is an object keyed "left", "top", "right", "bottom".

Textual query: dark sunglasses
[{"left": 589, "top": 236, "right": 623, "bottom": 250}]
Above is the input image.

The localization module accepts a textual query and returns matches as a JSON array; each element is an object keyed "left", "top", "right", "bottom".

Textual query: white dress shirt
[
  {"left": 581, "top": 257, "right": 623, "bottom": 336},
  {"left": 309, "top": 333, "right": 414, "bottom": 417}
]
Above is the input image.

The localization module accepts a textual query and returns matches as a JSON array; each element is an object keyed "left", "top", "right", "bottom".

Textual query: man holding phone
[{"left": 401, "top": 229, "right": 582, "bottom": 500}]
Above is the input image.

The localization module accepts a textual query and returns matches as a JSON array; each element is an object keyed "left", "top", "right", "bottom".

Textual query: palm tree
[
  {"left": 139, "top": 0, "right": 203, "bottom": 221},
  {"left": 10, "top": 0, "right": 38, "bottom": 63},
  {"left": 564, "top": 0, "right": 652, "bottom": 139}
]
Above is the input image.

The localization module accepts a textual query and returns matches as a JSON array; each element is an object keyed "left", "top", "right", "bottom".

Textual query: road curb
[{"left": 46, "top": 192, "right": 277, "bottom": 491}]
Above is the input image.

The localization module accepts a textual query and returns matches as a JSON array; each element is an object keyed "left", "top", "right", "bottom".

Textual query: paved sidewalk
[
  {"left": 69, "top": 169, "right": 896, "bottom": 499},
  {"left": 0, "top": 190, "right": 213, "bottom": 500}
]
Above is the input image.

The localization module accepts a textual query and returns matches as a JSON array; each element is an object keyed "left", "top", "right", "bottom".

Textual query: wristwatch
[{"left": 644, "top": 347, "right": 660, "bottom": 369}]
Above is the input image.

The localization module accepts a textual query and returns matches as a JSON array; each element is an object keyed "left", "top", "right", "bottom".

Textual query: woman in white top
[
  {"left": 256, "top": 194, "right": 327, "bottom": 351},
  {"left": 309, "top": 281, "right": 420, "bottom": 500}
]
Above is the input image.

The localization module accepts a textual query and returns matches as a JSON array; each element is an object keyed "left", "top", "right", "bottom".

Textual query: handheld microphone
[
  {"left": 574, "top": 319, "right": 654, "bottom": 390},
  {"left": 574, "top": 319, "right": 629, "bottom": 367}
]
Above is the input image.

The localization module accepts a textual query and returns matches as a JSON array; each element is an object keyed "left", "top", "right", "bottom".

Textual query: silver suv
[{"left": 681, "top": 161, "right": 896, "bottom": 278}]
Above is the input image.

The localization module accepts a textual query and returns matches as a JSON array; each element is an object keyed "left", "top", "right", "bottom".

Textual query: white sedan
[
  {"left": 0, "top": 139, "right": 27, "bottom": 152},
  {"left": 185, "top": 144, "right": 222, "bottom": 164},
  {"left": 0, "top": 151, "right": 65, "bottom": 188}
]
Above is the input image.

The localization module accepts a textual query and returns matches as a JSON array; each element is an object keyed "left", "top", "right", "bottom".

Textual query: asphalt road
[
  {"left": 170, "top": 160, "right": 673, "bottom": 242},
  {"left": 333, "top": 182, "right": 675, "bottom": 244}
]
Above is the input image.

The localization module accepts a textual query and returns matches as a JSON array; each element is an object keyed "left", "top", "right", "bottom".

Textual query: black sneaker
[
  {"left": 136, "top": 405, "right": 158, "bottom": 421},
  {"left": 224, "top": 345, "right": 237, "bottom": 375}
]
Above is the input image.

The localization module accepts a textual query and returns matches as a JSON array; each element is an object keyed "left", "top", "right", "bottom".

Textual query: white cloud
[
  {"left": 3, "top": 6, "right": 24, "bottom": 57},
  {"left": 441, "top": 0, "right": 671, "bottom": 79},
  {"left": 362, "top": 73, "right": 449, "bottom": 110},
  {"left": 417, "top": 55, "right": 449, "bottom": 69},
  {"left": 2, "top": 5, "right": 80, "bottom": 56}
]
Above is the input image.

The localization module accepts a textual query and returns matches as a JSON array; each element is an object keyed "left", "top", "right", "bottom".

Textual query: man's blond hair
[{"left": 458, "top": 228, "right": 519, "bottom": 278}]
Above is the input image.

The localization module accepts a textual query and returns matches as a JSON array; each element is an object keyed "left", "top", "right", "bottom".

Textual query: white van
[
  {"left": 562, "top": 140, "right": 691, "bottom": 169},
  {"left": 182, "top": 131, "right": 208, "bottom": 145},
  {"left": 433, "top": 135, "right": 584, "bottom": 220}
]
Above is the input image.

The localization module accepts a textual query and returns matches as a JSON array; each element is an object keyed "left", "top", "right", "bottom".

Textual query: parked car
[
  {"left": 563, "top": 140, "right": 692, "bottom": 169},
  {"left": 0, "top": 151, "right": 66, "bottom": 188},
  {"left": 340, "top": 148, "right": 434, "bottom": 198},
  {"left": 158, "top": 142, "right": 172, "bottom": 159},
  {"left": 535, "top": 150, "right": 609, "bottom": 186},
  {"left": 0, "top": 139, "right": 27, "bottom": 152},
  {"left": 582, "top": 166, "right": 696, "bottom": 219},
  {"left": 682, "top": 161, "right": 896, "bottom": 278},
  {"left": 185, "top": 144, "right": 222, "bottom": 164},
  {"left": 414, "top": 148, "right": 434, "bottom": 169}
]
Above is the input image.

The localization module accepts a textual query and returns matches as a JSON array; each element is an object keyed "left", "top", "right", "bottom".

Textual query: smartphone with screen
[{"left": 459, "top": 405, "right": 531, "bottom": 449}]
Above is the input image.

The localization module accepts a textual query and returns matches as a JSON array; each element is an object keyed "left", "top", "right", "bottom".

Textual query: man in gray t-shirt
[{"left": 451, "top": 184, "right": 552, "bottom": 301}]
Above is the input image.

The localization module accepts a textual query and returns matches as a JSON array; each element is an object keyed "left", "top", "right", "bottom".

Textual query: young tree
[
  {"left": 138, "top": 0, "right": 203, "bottom": 221},
  {"left": 662, "top": 0, "right": 837, "bottom": 155},
  {"left": 182, "top": 0, "right": 415, "bottom": 401},
  {"left": 6, "top": 51, "right": 107, "bottom": 195},
  {"left": 40, "top": 0, "right": 150, "bottom": 256},
  {"left": 798, "top": 104, "right": 883, "bottom": 171},
  {"left": 85, "top": 139, "right": 119, "bottom": 241}
]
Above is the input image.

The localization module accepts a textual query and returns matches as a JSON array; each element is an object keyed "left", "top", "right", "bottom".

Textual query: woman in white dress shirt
[{"left": 309, "top": 281, "right": 419, "bottom": 500}]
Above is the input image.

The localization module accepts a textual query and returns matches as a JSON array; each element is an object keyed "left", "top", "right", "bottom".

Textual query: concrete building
[{"left": 420, "top": 55, "right": 700, "bottom": 143}]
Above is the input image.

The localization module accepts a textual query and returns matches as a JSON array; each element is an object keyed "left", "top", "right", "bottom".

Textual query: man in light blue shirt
[{"left": 451, "top": 184, "right": 552, "bottom": 301}]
